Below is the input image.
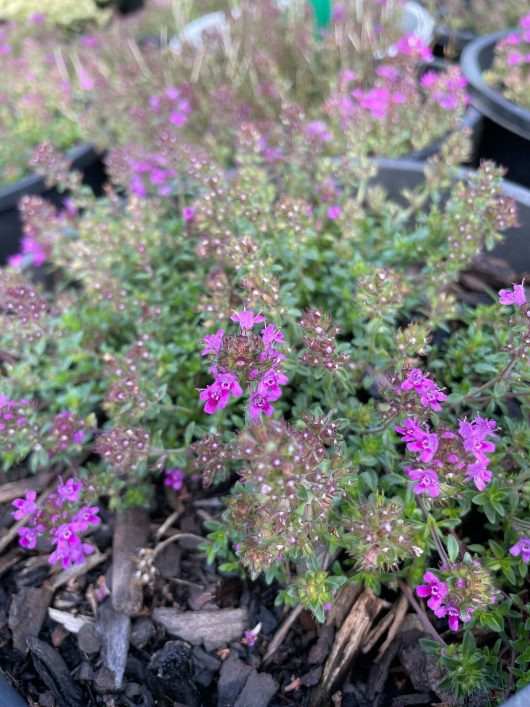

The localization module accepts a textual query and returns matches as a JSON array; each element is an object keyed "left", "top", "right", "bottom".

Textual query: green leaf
[{"left": 447, "top": 535, "right": 459, "bottom": 563}]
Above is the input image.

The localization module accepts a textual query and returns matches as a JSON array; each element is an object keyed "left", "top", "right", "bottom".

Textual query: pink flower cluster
[
  {"left": 498, "top": 281, "right": 526, "bottom": 307},
  {"left": 420, "top": 67, "right": 469, "bottom": 111},
  {"left": 416, "top": 571, "right": 473, "bottom": 631},
  {"left": 397, "top": 414, "right": 497, "bottom": 498},
  {"left": 0, "top": 395, "right": 30, "bottom": 436},
  {"left": 164, "top": 467, "right": 185, "bottom": 492},
  {"left": 47, "top": 410, "right": 86, "bottom": 455},
  {"left": 399, "top": 368, "right": 447, "bottom": 412},
  {"left": 129, "top": 153, "right": 176, "bottom": 198},
  {"left": 149, "top": 86, "right": 192, "bottom": 128},
  {"left": 13, "top": 478, "right": 100, "bottom": 569},
  {"left": 510, "top": 537, "right": 530, "bottom": 563},
  {"left": 199, "top": 308, "right": 288, "bottom": 420},
  {"left": 393, "top": 33, "right": 433, "bottom": 62}
]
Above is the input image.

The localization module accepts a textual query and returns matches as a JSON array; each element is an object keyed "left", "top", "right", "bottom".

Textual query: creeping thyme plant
[
  {"left": 486, "top": 12, "right": 530, "bottom": 111},
  {"left": 0, "top": 22, "right": 86, "bottom": 187},
  {"left": 2, "top": 124, "right": 529, "bottom": 701},
  {"left": 67, "top": 0, "right": 469, "bottom": 165},
  {"left": 427, "top": 0, "right": 530, "bottom": 35}
]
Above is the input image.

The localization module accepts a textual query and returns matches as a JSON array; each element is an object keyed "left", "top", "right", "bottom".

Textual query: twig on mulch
[
  {"left": 49, "top": 549, "right": 110, "bottom": 591},
  {"left": 0, "top": 471, "right": 52, "bottom": 504},
  {"left": 310, "top": 588, "right": 385, "bottom": 706},
  {"left": 111, "top": 507, "right": 150, "bottom": 617},
  {"left": 263, "top": 605, "right": 304, "bottom": 665},
  {"left": 375, "top": 593, "right": 409, "bottom": 662},
  {"left": 397, "top": 578, "right": 446, "bottom": 646}
]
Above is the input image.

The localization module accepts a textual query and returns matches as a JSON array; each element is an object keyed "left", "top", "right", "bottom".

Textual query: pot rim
[
  {"left": 0, "top": 143, "right": 97, "bottom": 212},
  {"left": 461, "top": 30, "right": 530, "bottom": 140}
]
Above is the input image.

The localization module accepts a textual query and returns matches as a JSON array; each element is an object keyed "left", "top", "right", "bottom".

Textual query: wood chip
[
  {"left": 27, "top": 636, "right": 83, "bottom": 707},
  {"left": 153, "top": 607, "right": 247, "bottom": 651},
  {"left": 96, "top": 600, "right": 131, "bottom": 690},
  {"left": 8, "top": 586, "right": 53, "bottom": 655},
  {"left": 0, "top": 472, "right": 51, "bottom": 504},
  {"left": 48, "top": 608, "right": 92, "bottom": 635},
  {"left": 310, "top": 589, "right": 384, "bottom": 706},
  {"left": 111, "top": 507, "right": 150, "bottom": 616}
]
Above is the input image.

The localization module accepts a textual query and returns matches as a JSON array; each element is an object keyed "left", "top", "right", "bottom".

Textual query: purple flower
[
  {"left": 396, "top": 418, "right": 439, "bottom": 462},
  {"left": 164, "top": 468, "right": 185, "bottom": 492},
  {"left": 509, "top": 537, "right": 530, "bottom": 564},
  {"left": 394, "top": 33, "right": 433, "bottom": 61},
  {"left": 305, "top": 120, "right": 332, "bottom": 143},
  {"left": 498, "top": 281, "right": 526, "bottom": 307},
  {"left": 406, "top": 467, "right": 441, "bottom": 497},
  {"left": 458, "top": 417, "right": 497, "bottom": 463},
  {"left": 183, "top": 206, "right": 196, "bottom": 222},
  {"left": 416, "top": 571, "right": 448, "bottom": 611},
  {"left": 216, "top": 372, "right": 243, "bottom": 399},
  {"left": 56, "top": 478, "right": 83, "bottom": 504},
  {"left": 49, "top": 524, "right": 94, "bottom": 568},
  {"left": 71, "top": 506, "right": 100, "bottom": 532},
  {"left": 18, "top": 526, "right": 40, "bottom": 550},
  {"left": 201, "top": 329, "right": 224, "bottom": 356},
  {"left": 248, "top": 392, "right": 275, "bottom": 420},
  {"left": 231, "top": 308, "right": 266, "bottom": 331},
  {"left": 466, "top": 463, "right": 492, "bottom": 491},
  {"left": 199, "top": 382, "right": 228, "bottom": 415},
  {"left": 257, "top": 369, "right": 288, "bottom": 401},
  {"left": 400, "top": 368, "right": 429, "bottom": 392},
  {"left": 327, "top": 205, "right": 342, "bottom": 220},
  {"left": 434, "top": 604, "right": 472, "bottom": 631},
  {"left": 261, "top": 324, "right": 285, "bottom": 349},
  {"left": 12, "top": 491, "right": 38, "bottom": 520},
  {"left": 199, "top": 373, "right": 242, "bottom": 414},
  {"left": 418, "top": 381, "right": 447, "bottom": 412}
]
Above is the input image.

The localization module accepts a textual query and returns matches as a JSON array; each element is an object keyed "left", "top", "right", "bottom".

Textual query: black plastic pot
[
  {"left": 461, "top": 31, "right": 530, "bottom": 188},
  {"left": 373, "top": 157, "right": 530, "bottom": 273},
  {"left": 433, "top": 27, "right": 476, "bottom": 61},
  {"left": 0, "top": 143, "right": 106, "bottom": 265},
  {"left": 118, "top": 0, "right": 143, "bottom": 14}
]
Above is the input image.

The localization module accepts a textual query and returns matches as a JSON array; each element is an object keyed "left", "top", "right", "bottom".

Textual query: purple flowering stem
[
  {"left": 397, "top": 578, "right": 446, "bottom": 646},
  {"left": 418, "top": 497, "right": 450, "bottom": 566}
]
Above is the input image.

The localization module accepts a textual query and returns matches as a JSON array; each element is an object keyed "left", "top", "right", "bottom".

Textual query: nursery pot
[
  {"left": 372, "top": 157, "right": 530, "bottom": 273},
  {"left": 461, "top": 31, "right": 530, "bottom": 188},
  {"left": 0, "top": 672, "right": 26, "bottom": 707},
  {"left": 0, "top": 144, "right": 105, "bottom": 265},
  {"left": 118, "top": 0, "right": 144, "bottom": 14},
  {"left": 432, "top": 27, "right": 476, "bottom": 61}
]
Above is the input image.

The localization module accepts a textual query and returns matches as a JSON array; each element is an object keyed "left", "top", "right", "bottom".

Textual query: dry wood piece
[
  {"left": 111, "top": 507, "right": 150, "bottom": 616},
  {"left": 96, "top": 600, "right": 131, "bottom": 690},
  {"left": 8, "top": 586, "right": 53, "bottom": 655},
  {"left": 309, "top": 583, "right": 363, "bottom": 665},
  {"left": 48, "top": 608, "right": 92, "bottom": 635},
  {"left": 0, "top": 471, "right": 51, "bottom": 504},
  {"left": 50, "top": 549, "right": 109, "bottom": 591},
  {"left": 263, "top": 604, "right": 304, "bottom": 665},
  {"left": 27, "top": 635, "right": 83, "bottom": 707},
  {"left": 310, "top": 588, "right": 384, "bottom": 707},
  {"left": 362, "top": 592, "right": 409, "bottom": 656},
  {"left": 152, "top": 607, "right": 247, "bottom": 651},
  {"left": 375, "top": 593, "right": 409, "bottom": 662}
]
